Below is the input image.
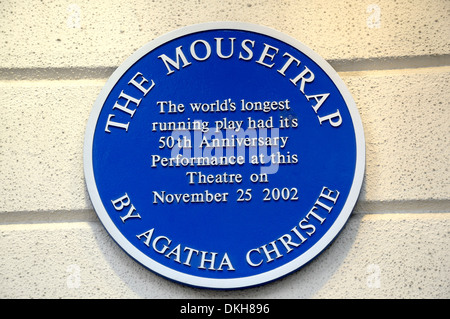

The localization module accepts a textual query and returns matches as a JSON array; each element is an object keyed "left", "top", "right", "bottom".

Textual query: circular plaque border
[{"left": 84, "top": 22, "right": 365, "bottom": 289}]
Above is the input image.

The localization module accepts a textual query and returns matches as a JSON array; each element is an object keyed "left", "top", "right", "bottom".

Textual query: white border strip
[{"left": 83, "top": 22, "right": 365, "bottom": 289}]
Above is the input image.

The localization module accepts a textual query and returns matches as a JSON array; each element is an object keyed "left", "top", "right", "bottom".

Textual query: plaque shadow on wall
[
  {"left": 88, "top": 211, "right": 363, "bottom": 298},
  {"left": 84, "top": 22, "right": 366, "bottom": 296}
]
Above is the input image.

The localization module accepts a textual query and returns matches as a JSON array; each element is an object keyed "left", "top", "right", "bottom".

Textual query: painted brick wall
[{"left": 1, "top": 0, "right": 449, "bottom": 298}]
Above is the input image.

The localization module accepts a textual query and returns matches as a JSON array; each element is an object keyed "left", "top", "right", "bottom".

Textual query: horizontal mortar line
[
  {"left": 0, "top": 200, "right": 449, "bottom": 225},
  {"left": 353, "top": 199, "right": 450, "bottom": 214},
  {"left": 0, "top": 54, "right": 449, "bottom": 81},
  {"left": 0, "top": 209, "right": 99, "bottom": 225},
  {"left": 328, "top": 54, "right": 450, "bottom": 72},
  {"left": 0, "top": 66, "right": 117, "bottom": 81}
]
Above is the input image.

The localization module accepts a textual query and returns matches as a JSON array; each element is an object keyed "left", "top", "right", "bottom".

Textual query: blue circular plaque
[{"left": 84, "top": 22, "right": 365, "bottom": 289}]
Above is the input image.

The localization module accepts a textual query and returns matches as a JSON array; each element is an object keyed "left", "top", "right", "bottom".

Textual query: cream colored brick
[
  {"left": 0, "top": 0, "right": 448, "bottom": 302},
  {"left": 0, "top": 222, "right": 143, "bottom": 298},
  {"left": 0, "top": 213, "right": 448, "bottom": 298},
  {"left": 1, "top": 68, "right": 449, "bottom": 213},
  {"left": 1, "top": 0, "right": 449, "bottom": 69},
  {"left": 0, "top": 81, "right": 103, "bottom": 212},
  {"left": 312, "top": 213, "right": 450, "bottom": 298},
  {"left": 341, "top": 68, "right": 450, "bottom": 202}
]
